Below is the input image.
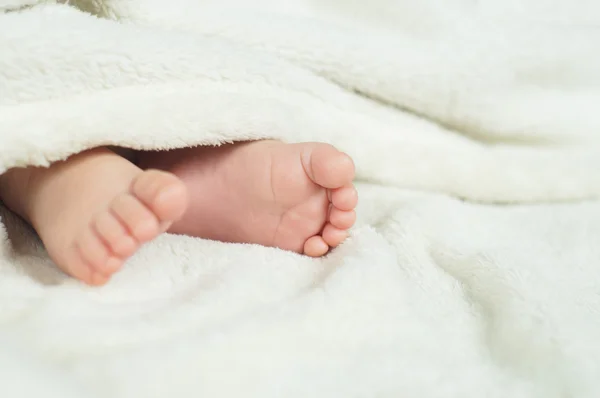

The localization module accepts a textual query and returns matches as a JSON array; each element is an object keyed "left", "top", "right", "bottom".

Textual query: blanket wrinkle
[{"left": 1, "top": 1, "right": 600, "bottom": 397}]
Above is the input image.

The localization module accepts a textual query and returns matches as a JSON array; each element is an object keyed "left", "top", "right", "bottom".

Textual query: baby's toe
[
  {"left": 110, "top": 193, "right": 160, "bottom": 243},
  {"left": 304, "top": 145, "right": 355, "bottom": 189},
  {"left": 131, "top": 170, "right": 188, "bottom": 222},
  {"left": 76, "top": 228, "right": 110, "bottom": 274},
  {"left": 304, "top": 235, "right": 330, "bottom": 257},
  {"left": 75, "top": 226, "right": 125, "bottom": 279},
  {"left": 330, "top": 185, "right": 358, "bottom": 211},
  {"left": 322, "top": 223, "right": 349, "bottom": 248},
  {"left": 63, "top": 248, "right": 95, "bottom": 285},
  {"left": 93, "top": 211, "right": 138, "bottom": 258},
  {"left": 329, "top": 208, "right": 356, "bottom": 230},
  {"left": 89, "top": 272, "right": 110, "bottom": 287}
]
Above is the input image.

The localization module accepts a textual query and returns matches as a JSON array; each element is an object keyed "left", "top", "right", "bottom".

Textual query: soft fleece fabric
[{"left": 1, "top": 0, "right": 599, "bottom": 397}]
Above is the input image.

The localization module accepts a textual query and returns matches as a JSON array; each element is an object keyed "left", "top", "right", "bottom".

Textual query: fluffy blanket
[{"left": 1, "top": 0, "right": 600, "bottom": 397}]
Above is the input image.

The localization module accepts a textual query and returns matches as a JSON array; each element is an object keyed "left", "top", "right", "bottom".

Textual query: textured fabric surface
[{"left": 1, "top": 1, "right": 599, "bottom": 397}]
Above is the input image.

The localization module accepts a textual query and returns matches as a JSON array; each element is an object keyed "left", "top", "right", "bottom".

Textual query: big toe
[
  {"left": 302, "top": 144, "right": 355, "bottom": 189},
  {"left": 130, "top": 169, "right": 189, "bottom": 223}
]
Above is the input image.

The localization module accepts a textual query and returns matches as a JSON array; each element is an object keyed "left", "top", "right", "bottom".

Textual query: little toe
[
  {"left": 110, "top": 193, "right": 160, "bottom": 243},
  {"left": 331, "top": 185, "right": 358, "bottom": 211},
  {"left": 104, "top": 257, "right": 124, "bottom": 275},
  {"left": 131, "top": 170, "right": 188, "bottom": 222},
  {"left": 329, "top": 208, "right": 356, "bottom": 230},
  {"left": 89, "top": 272, "right": 110, "bottom": 287},
  {"left": 322, "top": 223, "right": 349, "bottom": 248},
  {"left": 93, "top": 211, "right": 138, "bottom": 258},
  {"left": 302, "top": 145, "right": 355, "bottom": 189},
  {"left": 76, "top": 228, "right": 110, "bottom": 273},
  {"left": 63, "top": 249, "right": 95, "bottom": 285},
  {"left": 304, "top": 235, "right": 330, "bottom": 257}
]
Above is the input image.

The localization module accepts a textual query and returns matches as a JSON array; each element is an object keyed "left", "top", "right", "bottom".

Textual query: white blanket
[{"left": 1, "top": 0, "right": 600, "bottom": 397}]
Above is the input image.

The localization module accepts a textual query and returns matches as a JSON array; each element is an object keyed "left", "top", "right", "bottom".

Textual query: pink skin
[
  {"left": 138, "top": 140, "right": 357, "bottom": 256},
  {"left": 0, "top": 140, "right": 357, "bottom": 285}
]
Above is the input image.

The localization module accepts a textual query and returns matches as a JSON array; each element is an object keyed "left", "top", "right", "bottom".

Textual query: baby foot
[
  {"left": 138, "top": 140, "right": 357, "bottom": 256},
  {"left": 0, "top": 148, "right": 188, "bottom": 285}
]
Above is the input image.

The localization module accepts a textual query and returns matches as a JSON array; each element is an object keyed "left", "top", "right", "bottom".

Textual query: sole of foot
[{"left": 138, "top": 140, "right": 358, "bottom": 257}]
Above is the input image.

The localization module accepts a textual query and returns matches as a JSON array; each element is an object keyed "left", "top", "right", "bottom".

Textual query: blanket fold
[
  {"left": 1, "top": 1, "right": 599, "bottom": 202},
  {"left": 1, "top": 1, "right": 600, "bottom": 397}
]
